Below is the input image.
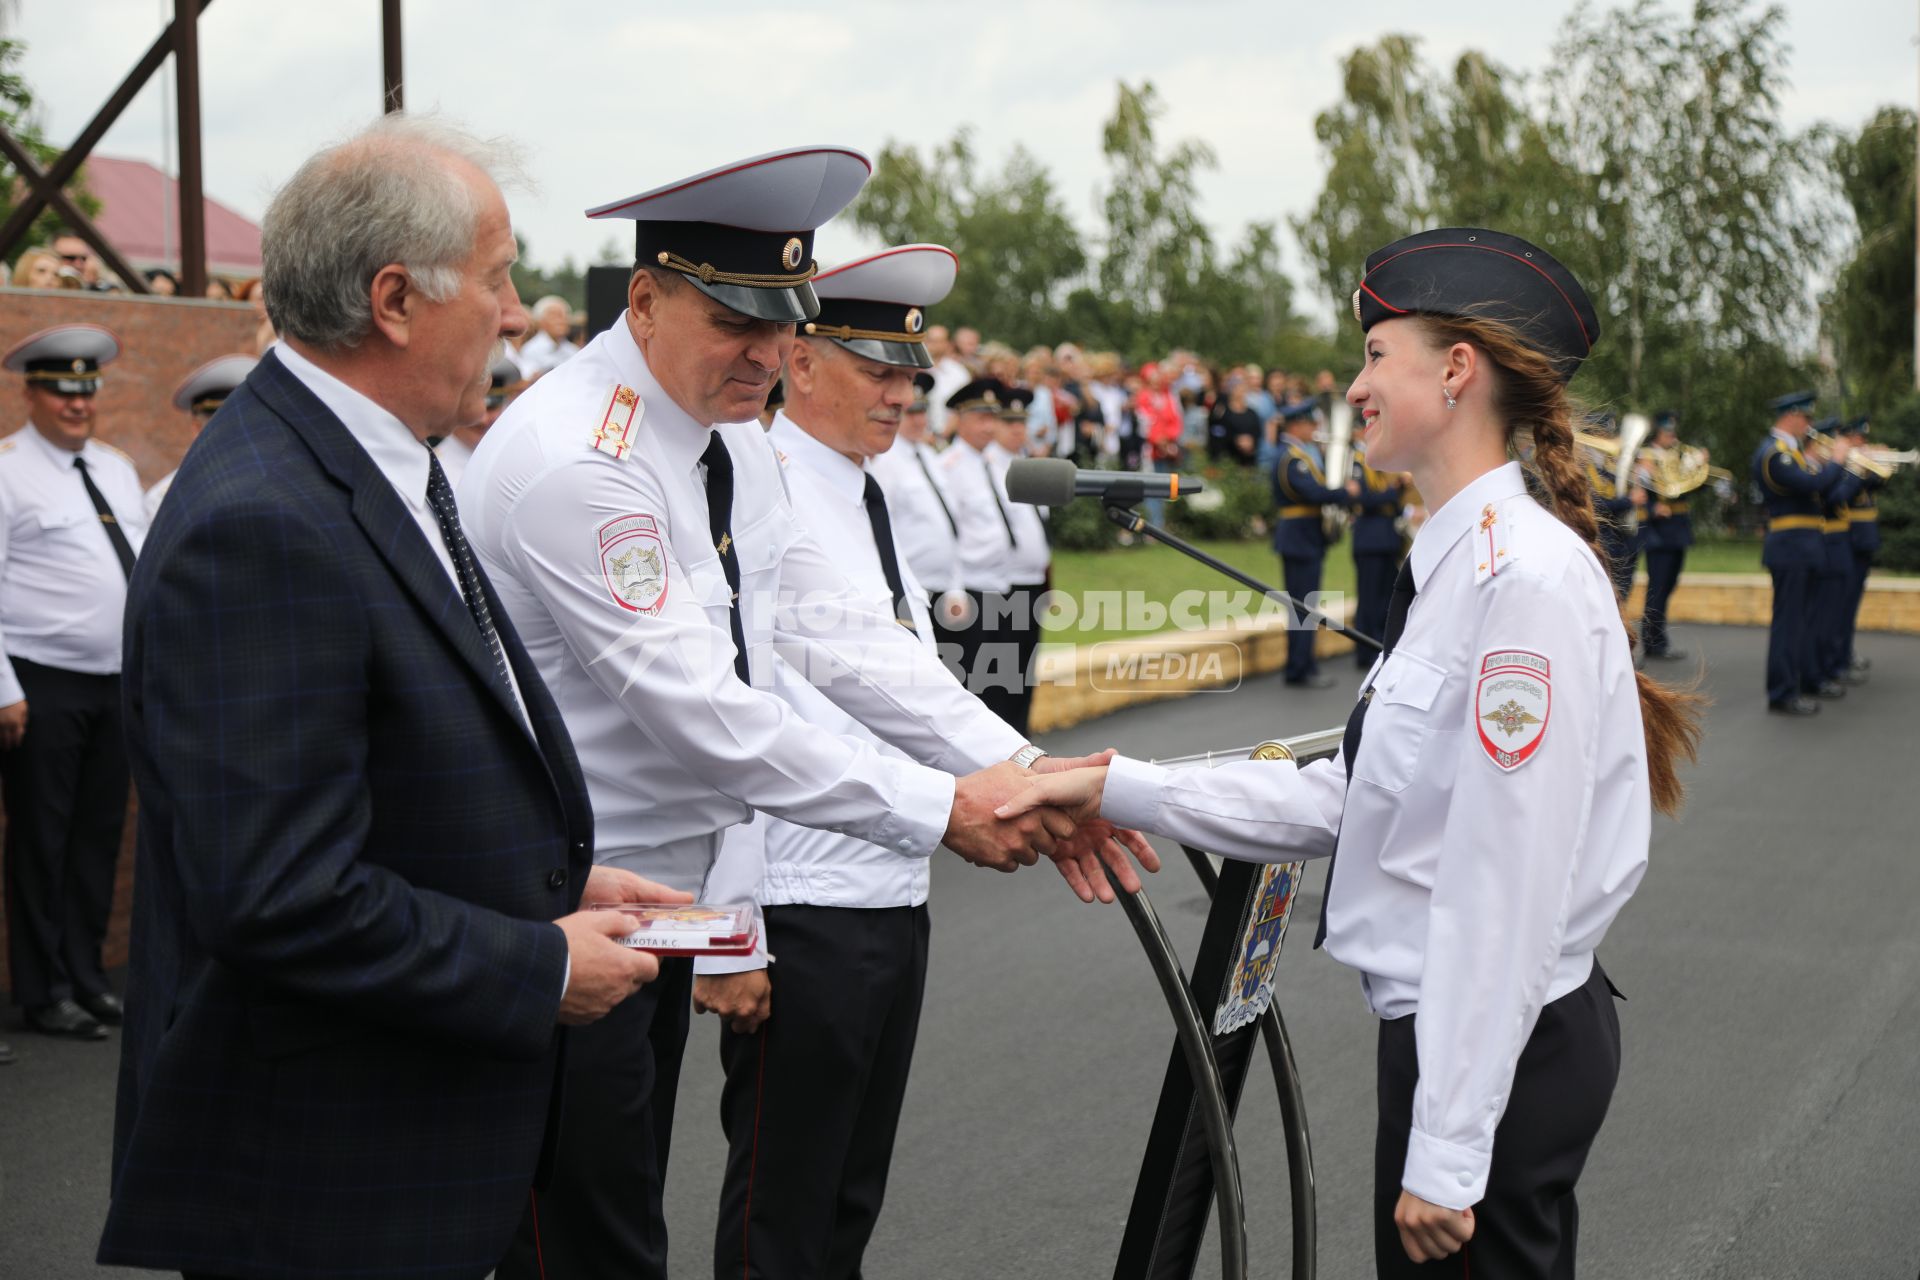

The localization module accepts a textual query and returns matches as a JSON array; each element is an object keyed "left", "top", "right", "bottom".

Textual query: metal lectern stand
[{"left": 1111, "top": 729, "right": 1343, "bottom": 1280}]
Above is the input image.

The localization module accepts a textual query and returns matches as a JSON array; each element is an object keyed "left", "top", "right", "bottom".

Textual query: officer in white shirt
[
  {"left": 938, "top": 379, "right": 1027, "bottom": 727},
  {"left": 513, "top": 294, "right": 578, "bottom": 377},
  {"left": 460, "top": 150, "right": 1153, "bottom": 1280},
  {"left": 999, "top": 229, "right": 1703, "bottom": 1279},
  {"left": 430, "top": 353, "right": 520, "bottom": 490},
  {"left": 146, "top": 353, "right": 257, "bottom": 519},
  {"left": 989, "top": 386, "right": 1051, "bottom": 735},
  {"left": 712, "top": 242, "right": 970, "bottom": 1277},
  {"left": 867, "top": 372, "right": 962, "bottom": 609},
  {"left": 0, "top": 324, "right": 147, "bottom": 1042}
]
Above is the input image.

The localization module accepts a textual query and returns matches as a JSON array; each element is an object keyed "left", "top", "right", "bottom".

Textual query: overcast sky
[{"left": 11, "top": 0, "right": 1916, "bottom": 314}]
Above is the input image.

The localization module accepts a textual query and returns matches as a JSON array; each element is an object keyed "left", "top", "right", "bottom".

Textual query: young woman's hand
[
  {"left": 994, "top": 765, "right": 1109, "bottom": 828},
  {"left": 1394, "top": 1190, "right": 1474, "bottom": 1263}
]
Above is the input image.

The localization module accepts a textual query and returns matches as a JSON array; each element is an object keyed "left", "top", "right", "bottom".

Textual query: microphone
[{"left": 1003, "top": 457, "right": 1204, "bottom": 507}]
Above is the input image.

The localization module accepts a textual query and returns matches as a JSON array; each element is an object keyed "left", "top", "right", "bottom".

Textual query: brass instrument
[
  {"left": 1321, "top": 398, "right": 1354, "bottom": 544},
  {"left": 1638, "top": 445, "right": 1734, "bottom": 499},
  {"left": 1843, "top": 446, "right": 1919, "bottom": 479}
]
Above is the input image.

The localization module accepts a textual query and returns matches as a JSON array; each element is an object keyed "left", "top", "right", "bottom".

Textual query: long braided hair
[{"left": 1412, "top": 314, "right": 1704, "bottom": 816}]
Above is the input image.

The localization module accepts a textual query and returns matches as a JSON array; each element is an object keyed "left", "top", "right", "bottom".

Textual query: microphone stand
[{"left": 1099, "top": 485, "right": 1383, "bottom": 654}]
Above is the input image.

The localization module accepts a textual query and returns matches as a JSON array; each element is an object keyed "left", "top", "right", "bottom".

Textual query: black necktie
[
  {"left": 912, "top": 446, "right": 959, "bottom": 536},
  {"left": 700, "top": 435, "right": 751, "bottom": 685},
  {"left": 863, "top": 474, "right": 918, "bottom": 635},
  {"left": 981, "top": 453, "right": 1018, "bottom": 547},
  {"left": 1315, "top": 556, "right": 1416, "bottom": 949},
  {"left": 73, "top": 456, "right": 135, "bottom": 579},
  {"left": 424, "top": 450, "right": 518, "bottom": 706}
]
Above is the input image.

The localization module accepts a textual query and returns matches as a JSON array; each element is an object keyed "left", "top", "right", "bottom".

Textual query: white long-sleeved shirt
[
  {"left": 1099, "top": 461, "right": 1650, "bottom": 1211},
  {"left": 759, "top": 413, "right": 938, "bottom": 909},
  {"left": 939, "top": 437, "right": 1018, "bottom": 593},
  {"left": 867, "top": 435, "right": 960, "bottom": 596},
  {"left": 459, "top": 317, "right": 1024, "bottom": 973},
  {"left": 986, "top": 441, "right": 1051, "bottom": 586},
  {"left": 0, "top": 423, "right": 148, "bottom": 698}
]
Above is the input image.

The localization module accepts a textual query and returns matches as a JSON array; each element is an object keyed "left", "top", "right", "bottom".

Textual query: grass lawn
[{"left": 1044, "top": 536, "right": 1794, "bottom": 648}]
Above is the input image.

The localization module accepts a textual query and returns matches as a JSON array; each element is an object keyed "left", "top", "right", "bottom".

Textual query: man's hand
[
  {"left": 581, "top": 864, "right": 694, "bottom": 909},
  {"left": 944, "top": 760, "right": 1073, "bottom": 872},
  {"left": 693, "top": 970, "right": 772, "bottom": 1034},
  {"left": 1394, "top": 1191, "right": 1474, "bottom": 1264},
  {"left": 555, "top": 910, "right": 661, "bottom": 1026},
  {"left": 0, "top": 699, "right": 26, "bottom": 751},
  {"left": 994, "top": 762, "right": 1161, "bottom": 903}
]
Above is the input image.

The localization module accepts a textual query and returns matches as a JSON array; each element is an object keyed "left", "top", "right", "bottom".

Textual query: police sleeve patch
[
  {"left": 598, "top": 513, "right": 668, "bottom": 614},
  {"left": 1475, "top": 648, "right": 1550, "bottom": 771}
]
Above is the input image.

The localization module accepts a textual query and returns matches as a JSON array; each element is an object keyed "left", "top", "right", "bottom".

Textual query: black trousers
[
  {"left": 1353, "top": 553, "right": 1396, "bottom": 668},
  {"left": 1808, "top": 565, "right": 1851, "bottom": 690},
  {"left": 1640, "top": 548, "right": 1685, "bottom": 655},
  {"left": 1841, "top": 549, "right": 1873, "bottom": 667},
  {"left": 1281, "top": 556, "right": 1324, "bottom": 682},
  {"left": 1373, "top": 962, "right": 1621, "bottom": 1279},
  {"left": 1, "top": 658, "right": 127, "bottom": 1009},
  {"left": 714, "top": 904, "right": 930, "bottom": 1280},
  {"left": 498, "top": 957, "right": 693, "bottom": 1280},
  {"left": 1765, "top": 563, "right": 1814, "bottom": 704},
  {"left": 953, "top": 589, "right": 1026, "bottom": 734}
]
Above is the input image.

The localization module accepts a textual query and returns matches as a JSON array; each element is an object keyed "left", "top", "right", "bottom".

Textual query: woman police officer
[{"left": 998, "top": 229, "right": 1701, "bottom": 1278}]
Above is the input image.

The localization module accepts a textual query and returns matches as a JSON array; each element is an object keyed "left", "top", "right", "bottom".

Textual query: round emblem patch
[
  {"left": 598, "top": 513, "right": 669, "bottom": 615},
  {"left": 904, "top": 307, "right": 924, "bottom": 334},
  {"left": 1475, "top": 649, "right": 1550, "bottom": 771},
  {"left": 782, "top": 237, "right": 804, "bottom": 272}
]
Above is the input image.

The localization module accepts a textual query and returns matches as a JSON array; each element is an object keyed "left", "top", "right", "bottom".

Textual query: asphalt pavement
[{"left": 3, "top": 622, "right": 1917, "bottom": 1278}]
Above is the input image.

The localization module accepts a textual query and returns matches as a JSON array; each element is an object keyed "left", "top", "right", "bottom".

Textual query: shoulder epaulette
[
  {"left": 94, "top": 440, "right": 134, "bottom": 465},
  {"left": 0, "top": 438, "right": 16, "bottom": 456},
  {"left": 589, "top": 383, "right": 644, "bottom": 460},
  {"left": 1472, "top": 499, "right": 1519, "bottom": 586}
]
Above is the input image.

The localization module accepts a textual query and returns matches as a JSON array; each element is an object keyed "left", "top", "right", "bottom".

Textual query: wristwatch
[{"left": 1010, "top": 744, "right": 1048, "bottom": 770}]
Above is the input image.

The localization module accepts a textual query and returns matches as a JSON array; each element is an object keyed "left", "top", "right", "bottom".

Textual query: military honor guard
[
  {"left": 1582, "top": 413, "right": 1639, "bottom": 599},
  {"left": 1836, "top": 415, "right": 1885, "bottom": 681},
  {"left": 145, "top": 353, "right": 257, "bottom": 519},
  {"left": 1348, "top": 437, "right": 1406, "bottom": 668},
  {"left": 432, "top": 352, "right": 521, "bottom": 489},
  {"left": 718, "top": 242, "right": 963, "bottom": 1277},
  {"left": 1270, "top": 398, "right": 1348, "bottom": 688},
  {"left": 0, "top": 324, "right": 145, "bottom": 1042},
  {"left": 1636, "top": 411, "right": 1692, "bottom": 660},
  {"left": 940, "top": 378, "right": 1028, "bottom": 724},
  {"left": 1751, "top": 391, "right": 1853, "bottom": 714},
  {"left": 990, "top": 384, "right": 1052, "bottom": 735},
  {"left": 1808, "top": 417, "right": 1864, "bottom": 696},
  {"left": 458, "top": 149, "right": 1149, "bottom": 1279},
  {"left": 868, "top": 371, "right": 963, "bottom": 615}
]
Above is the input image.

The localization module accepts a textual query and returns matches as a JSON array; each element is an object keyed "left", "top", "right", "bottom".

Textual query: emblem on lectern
[{"left": 1212, "top": 860, "right": 1302, "bottom": 1035}]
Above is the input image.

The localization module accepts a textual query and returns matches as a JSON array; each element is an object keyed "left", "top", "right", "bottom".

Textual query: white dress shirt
[
  {"left": 868, "top": 435, "right": 960, "bottom": 595},
  {"left": 0, "top": 424, "right": 148, "bottom": 701},
  {"left": 986, "top": 442, "right": 1051, "bottom": 585},
  {"left": 275, "top": 343, "right": 528, "bottom": 728},
  {"left": 1098, "top": 461, "right": 1650, "bottom": 1212},
  {"left": 458, "top": 318, "right": 1024, "bottom": 973},
  {"left": 143, "top": 470, "right": 177, "bottom": 521},
  {"left": 925, "top": 355, "right": 971, "bottom": 437},
  {"left": 939, "top": 437, "right": 1017, "bottom": 593},
  {"left": 760, "top": 414, "right": 938, "bottom": 908},
  {"left": 433, "top": 434, "right": 476, "bottom": 491},
  {"left": 515, "top": 331, "right": 579, "bottom": 378}
]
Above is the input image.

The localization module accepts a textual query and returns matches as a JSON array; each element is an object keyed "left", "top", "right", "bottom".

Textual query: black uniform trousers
[
  {"left": 1841, "top": 549, "right": 1873, "bottom": 668},
  {"left": 951, "top": 589, "right": 1027, "bottom": 734},
  {"left": 715, "top": 903, "right": 930, "bottom": 1280},
  {"left": 1281, "top": 555, "right": 1324, "bottom": 683},
  {"left": 1808, "top": 557, "right": 1851, "bottom": 691},
  {"left": 1003, "top": 580, "right": 1046, "bottom": 737},
  {"left": 499, "top": 956, "right": 694, "bottom": 1280},
  {"left": 1765, "top": 564, "right": 1815, "bottom": 705},
  {"left": 1, "top": 657, "right": 127, "bottom": 1009},
  {"left": 1374, "top": 961, "right": 1621, "bottom": 1279},
  {"left": 1639, "top": 548, "right": 1685, "bottom": 656},
  {"left": 1352, "top": 553, "right": 1397, "bottom": 669}
]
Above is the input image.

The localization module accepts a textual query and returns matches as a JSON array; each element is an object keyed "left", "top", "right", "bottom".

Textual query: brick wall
[{"left": 2, "top": 290, "right": 259, "bottom": 988}]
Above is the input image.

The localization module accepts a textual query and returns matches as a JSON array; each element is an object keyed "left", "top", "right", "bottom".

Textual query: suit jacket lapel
[{"left": 248, "top": 352, "right": 533, "bottom": 742}]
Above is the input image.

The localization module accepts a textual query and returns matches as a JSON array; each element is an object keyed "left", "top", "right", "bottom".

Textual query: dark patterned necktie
[
  {"left": 912, "top": 446, "right": 958, "bottom": 536},
  {"left": 981, "top": 453, "right": 1018, "bottom": 546},
  {"left": 863, "top": 474, "right": 918, "bottom": 635},
  {"left": 1315, "top": 556, "right": 1416, "bottom": 949},
  {"left": 700, "top": 434, "right": 751, "bottom": 684},
  {"left": 423, "top": 450, "right": 517, "bottom": 706},
  {"left": 73, "top": 456, "right": 135, "bottom": 579}
]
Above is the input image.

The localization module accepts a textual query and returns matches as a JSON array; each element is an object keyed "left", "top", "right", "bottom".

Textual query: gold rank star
[{"left": 716, "top": 533, "right": 733, "bottom": 556}]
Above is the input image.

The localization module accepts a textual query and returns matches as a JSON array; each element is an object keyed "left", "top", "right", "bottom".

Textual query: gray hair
[
  {"left": 261, "top": 113, "right": 528, "bottom": 350},
  {"left": 531, "top": 294, "right": 570, "bottom": 321}
]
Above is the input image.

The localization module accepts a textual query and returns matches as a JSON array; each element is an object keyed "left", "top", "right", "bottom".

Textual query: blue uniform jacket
[
  {"left": 1751, "top": 435, "right": 1851, "bottom": 569},
  {"left": 1350, "top": 458, "right": 1404, "bottom": 556},
  {"left": 1847, "top": 471, "right": 1885, "bottom": 553},
  {"left": 1270, "top": 441, "right": 1348, "bottom": 559}
]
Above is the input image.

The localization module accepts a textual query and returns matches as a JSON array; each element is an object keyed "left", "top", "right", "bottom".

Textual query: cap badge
[
  {"left": 71, "top": 358, "right": 86, "bottom": 372},
  {"left": 782, "top": 237, "right": 804, "bottom": 272},
  {"left": 904, "top": 307, "right": 924, "bottom": 335},
  {"left": 1351, "top": 289, "right": 1363, "bottom": 325}
]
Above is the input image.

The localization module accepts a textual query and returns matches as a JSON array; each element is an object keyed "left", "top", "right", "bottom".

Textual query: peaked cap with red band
[{"left": 1353, "top": 228, "right": 1601, "bottom": 383}]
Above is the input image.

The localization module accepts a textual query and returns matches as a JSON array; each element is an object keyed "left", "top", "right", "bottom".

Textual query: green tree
[
  {"left": 513, "top": 235, "right": 624, "bottom": 311},
  {"left": 1827, "top": 106, "right": 1916, "bottom": 416},
  {"left": 0, "top": 36, "right": 93, "bottom": 258},
  {"left": 844, "top": 131, "right": 1086, "bottom": 350}
]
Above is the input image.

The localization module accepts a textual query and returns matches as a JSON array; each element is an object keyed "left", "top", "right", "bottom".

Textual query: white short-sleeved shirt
[
  {"left": 867, "top": 436, "right": 960, "bottom": 596},
  {"left": 986, "top": 441, "right": 1051, "bottom": 585},
  {"left": 939, "top": 437, "right": 1018, "bottom": 593},
  {"left": 1099, "top": 460, "right": 1651, "bottom": 1211},
  {"left": 0, "top": 424, "right": 148, "bottom": 700},
  {"left": 458, "top": 317, "right": 1024, "bottom": 970}
]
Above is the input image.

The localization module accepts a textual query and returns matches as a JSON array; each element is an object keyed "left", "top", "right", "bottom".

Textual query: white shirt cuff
[
  {"left": 1402, "top": 1125, "right": 1491, "bottom": 1212},
  {"left": 1100, "top": 754, "right": 1171, "bottom": 834},
  {"left": 867, "top": 761, "right": 954, "bottom": 859}
]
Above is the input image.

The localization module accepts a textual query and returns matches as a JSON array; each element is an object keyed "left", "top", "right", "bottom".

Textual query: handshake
[{"left": 942, "top": 748, "right": 1160, "bottom": 904}]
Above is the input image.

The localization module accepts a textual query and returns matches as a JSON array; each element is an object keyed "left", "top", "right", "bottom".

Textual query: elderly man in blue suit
[{"left": 97, "top": 115, "right": 686, "bottom": 1280}]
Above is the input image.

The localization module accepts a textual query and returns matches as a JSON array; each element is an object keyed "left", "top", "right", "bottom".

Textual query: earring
[{"left": 1442, "top": 384, "right": 1457, "bottom": 410}]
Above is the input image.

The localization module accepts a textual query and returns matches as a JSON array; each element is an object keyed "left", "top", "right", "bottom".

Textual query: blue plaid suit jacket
[{"left": 99, "top": 351, "right": 596, "bottom": 1279}]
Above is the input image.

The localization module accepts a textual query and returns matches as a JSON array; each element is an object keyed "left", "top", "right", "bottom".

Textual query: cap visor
[
  {"left": 46, "top": 378, "right": 100, "bottom": 395},
  {"left": 687, "top": 277, "right": 819, "bottom": 324},
  {"left": 829, "top": 336, "right": 933, "bottom": 370}
]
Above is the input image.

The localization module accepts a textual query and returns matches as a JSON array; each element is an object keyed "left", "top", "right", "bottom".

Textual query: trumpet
[{"left": 1843, "top": 446, "right": 1919, "bottom": 479}]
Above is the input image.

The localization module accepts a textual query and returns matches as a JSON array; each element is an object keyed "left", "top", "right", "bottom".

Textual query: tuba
[{"left": 1321, "top": 397, "right": 1354, "bottom": 544}]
